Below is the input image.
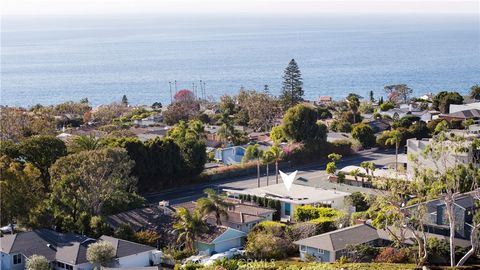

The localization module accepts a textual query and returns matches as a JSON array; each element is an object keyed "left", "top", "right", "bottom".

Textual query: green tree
[
  {"left": 49, "top": 148, "right": 139, "bottom": 221},
  {"left": 385, "top": 130, "right": 403, "bottom": 171},
  {"left": 432, "top": 91, "right": 464, "bottom": 113},
  {"left": 121, "top": 94, "right": 129, "bottom": 106},
  {"left": 26, "top": 255, "right": 50, "bottom": 270},
  {"left": 68, "top": 134, "right": 100, "bottom": 153},
  {"left": 18, "top": 135, "right": 67, "bottom": 191},
  {"left": 0, "top": 156, "right": 44, "bottom": 225},
  {"left": 326, "top": 153, "right": 342, "bottom": 176},
  {"left": 262, "top": 150, "right": 275, "bottom": 186},
  {"left": 279, "top": 59, "right": 303, "bottom": 110},
  {"left": 282, "top": 104, "right": 327, "bottom": 145},
  {"left": 369, "top": 90, "right": 375, "bottom": 102},
  {"left": 267, "top": 144, "right": 284, "bottom": 184},
  {"left": 270, "top": 126, "right": 285, "bottom": 143},
  {"left": 470, "top": 84, "right": 480, "bottom": 101},
  {"left": 346, "top": 192, "right": 370, "bottom": 212},
  {"left": 351, "top": 123, "right": 376, "bottom": 148},
  {"left": 114, "top": 224, "right": 136, "bottom": 241},
  {"left": 196, "top": 188, "right": 233, "bottom": 225},
  {"left": 87, "top": 241, "right": 115, "bottom": 269},
  {"left": 173, "top": 207, "right": 206, "bottom": 252},
  {"left": 346, "top": 93, "right": 360, "bottom": 123}
]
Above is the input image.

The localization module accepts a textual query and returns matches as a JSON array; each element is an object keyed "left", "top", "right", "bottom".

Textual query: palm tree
[
  {"left": 243, "top": 144, "right": 263, "bottom": 187},
  {"left": 173, "top": 207, "right": 206, "bottom": 252},
  {"left": 349, "top": 168, "right": 361, "bottom": 186},
  {"left": 196, "top": 188, "right": 233, "bottom": 225},
  {"left": 470, "top": 84, "right": 480, "bottom": 101},
  {"left": 262, "top": 150, "right": 275, "bottom": 186},
  {"left": 68, "top": 134, "right": 99, "bottom": 153},
  {"left": 268, "top": 144, "right": 284, "bottom": 184},
  {"left": 385, "top": 130, "right": 403, "bottom": 171}
]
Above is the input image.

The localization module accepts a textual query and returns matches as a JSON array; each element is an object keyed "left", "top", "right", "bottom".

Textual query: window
[
  {"left": 300, "top": 245, "right": 306, "bottom": 252},
  {"left": 65, "top": 264, "right": 73, "bottom": 270},
  {"left": 13, "top": 254, "right": 22, "bottom": 264},
  {"left": 317, "top": 249, "right": 325, "bottom": 254},
  {"left": 57, "top": 262, "right": 65, "bottom": 268}
]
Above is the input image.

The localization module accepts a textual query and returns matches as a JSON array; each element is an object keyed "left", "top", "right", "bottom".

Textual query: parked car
[
  {"left": 0, "top": 224, "right": 16, "bottom": 234},
  {"left": 181, "top": 255, "right": 208, "bottom": 267},
  {"left": 204, "top": 253, "right": 227, "bottom": 266}
]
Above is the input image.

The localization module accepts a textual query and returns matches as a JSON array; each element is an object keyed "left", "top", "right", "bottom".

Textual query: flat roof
[{"left": 224, "top": 183, "right": 350, "bottom": 204}]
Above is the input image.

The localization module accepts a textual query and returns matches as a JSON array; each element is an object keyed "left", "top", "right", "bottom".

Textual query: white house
[
  {"left": 0, "top": 230, "right": 156, "bottom": 270},
  {"left": 224, "top": 184, "right": 350, "bottom": 221}
]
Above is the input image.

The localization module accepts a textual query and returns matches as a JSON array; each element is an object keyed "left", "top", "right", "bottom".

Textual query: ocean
[{"left": 1, "top": 14, "right": 479, "bottom": 107}]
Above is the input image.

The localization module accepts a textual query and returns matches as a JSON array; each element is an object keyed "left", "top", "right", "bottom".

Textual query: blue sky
[{"left": 2, "top": 0, "right": 478, "bottom": 15}]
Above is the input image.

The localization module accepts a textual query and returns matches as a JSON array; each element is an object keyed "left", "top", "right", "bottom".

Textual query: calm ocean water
[{"left": 1, "top": 14, "right": 479, "bottom": 107}]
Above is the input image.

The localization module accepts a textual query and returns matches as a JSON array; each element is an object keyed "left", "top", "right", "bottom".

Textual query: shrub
[
  {"left": 351, "top": 123, "right": 376, "bottom": 148},
  {"left": 379, "top": 101, "right": 395, "bottom": 111},
  {"left": 26, "top": 255, "right": 50, "bottom": 270},
  {"left": 375, "top": 247, "right": 408, "bottom": 263},
  {"left": 114, "top": 224, "right": 136, "bottom": 242},
  {"left": 135, "top": 230, "right": 160, "bottom": 247}
]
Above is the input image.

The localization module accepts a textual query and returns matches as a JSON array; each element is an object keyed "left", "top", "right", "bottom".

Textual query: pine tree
[
  {"left": 121, "top": 95, "right": 128, "bottom": 106},
  {"left": 280, "top": 59, "right": 304, "bottom": 110},
  {"left": 369, "top": 90, "right": 375, "bottom": 102}
]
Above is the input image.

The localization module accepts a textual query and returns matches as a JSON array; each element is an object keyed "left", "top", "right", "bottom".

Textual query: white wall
[
  {"left": 214, "top": 238, "right": 242, "bottom": 253},
  {"left": 116, "top": 251, "right": 152, "bottom": 268}
]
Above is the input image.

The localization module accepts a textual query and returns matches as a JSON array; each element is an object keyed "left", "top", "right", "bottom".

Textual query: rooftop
[
  {"left": 294, "top": 224, "right": 381, "bottom": 251},
  {"left": 224, "top": 183, "right": 350, "bottom": 204}
]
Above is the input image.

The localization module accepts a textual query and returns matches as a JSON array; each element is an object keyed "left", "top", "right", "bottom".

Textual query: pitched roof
[
  {"left": 293, "top": 224, "right": 382, "bottom": 251},
  {"left": 100, "top": 236, "right": 155, "bottom": 258},
  {"left": 106, "top": 206, "right": 174, "bottom": 232},
  {"left": 0, "top": 229, "right": 94, "bottom": 265},
  {"left": 195, "top": 225, "right": 246, "bottom": 244},
  {"left": 444, "top": 109, "right": 480, "bottom": 119}
]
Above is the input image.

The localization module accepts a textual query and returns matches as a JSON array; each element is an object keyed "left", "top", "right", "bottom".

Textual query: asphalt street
[{"left": 145, "top": 148, "right": 396, "bottom": 204}]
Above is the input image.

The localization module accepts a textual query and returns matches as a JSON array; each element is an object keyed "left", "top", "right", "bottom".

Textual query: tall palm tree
[
  {"left": 196, "top": 188, "right": 233, "bottom": 225},
  {"left": 268, "top": 144, "right": 284, "bottom": 184},
  {"left": 68, "top": 134, "right": 99, "bottom": 153},
  {"left": 385, "top": 130, "right": 403, "bottom": 171},
  {"left": 262, "top": 150, "right": 275, "bottom": 186},
  {"left": 173, "top": 207, "right": 206, "bottom": 252},
  {"left": 350, "top": 168, "right": 361, "bottom": 186}
]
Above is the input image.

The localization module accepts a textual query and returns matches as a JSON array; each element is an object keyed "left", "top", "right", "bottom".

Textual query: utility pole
[{"left": 174, "top": 80, "right": 177, "bottom": 93}]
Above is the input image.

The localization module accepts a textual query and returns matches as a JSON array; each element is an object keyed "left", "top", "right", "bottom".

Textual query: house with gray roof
[
  {"left": 293, "top": 224, "right": 390, "bottom": 262},
  {"left": 0, "top": 229, "right": 156, "bottom": 270}
]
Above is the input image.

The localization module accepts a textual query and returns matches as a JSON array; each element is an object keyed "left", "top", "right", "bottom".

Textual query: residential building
[
  {"left": 449, "top": 102, "right": 480, "bottom": 114},
  {"left": 294, "top": 224, "right": 390, "bottom": 262},
  {"left": 404, "top": 135, "right": 480, "bottom": 176},
  {"left": 194, "top": 225, "right": 246, "bottom": 256},
  {"left": 403, "top": 190, "right": 479, "bottom": 239},
  {"left": 224, "top": 183, "right": 350, "bottom": 221},
  {"left": 0, "top": 229, "right": 156, "bottom": 270},
  {"left": 439, "top": 109, "right": 480, "bottom": 124},
  {"left": 214, "top": 146, "right": 245, "bottom": 165},
  {"left": 172, "top": 200, "right": 274, "bottom": 233},
  {"left": 106, "top": 205, "right": 176, "bottom": 247}
]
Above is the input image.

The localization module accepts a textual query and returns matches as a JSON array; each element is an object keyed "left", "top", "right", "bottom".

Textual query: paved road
[{"left": 145, "top": 148, "right": 396, "bottom": 204}]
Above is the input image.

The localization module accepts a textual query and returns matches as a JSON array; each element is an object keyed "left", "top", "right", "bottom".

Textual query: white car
[
  {"left": 0, "top": 224, "right": 16, "bottom": 234},
  {"left": 204, "top": 253, "right": 227, "bottom": 266},
  {"left": 181, "top": 255, "right": 208, "bottom": 267}
]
